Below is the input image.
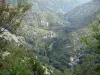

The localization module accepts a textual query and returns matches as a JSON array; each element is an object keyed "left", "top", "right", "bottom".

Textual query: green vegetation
[
  {"left": 0, "top": 1, "right": 46, "bottom": 75},
  {"left": 74, "top": 13, "right": 100, "bottom": 75},
  {"left": 0, "top": 1, "right": 31, "bottom": 33},
  {"left": 0, "top": 0, "right": 100, "bottom": 75},
  {"left": 0, "top": 1, "right": 71, "bottom": 75},
  {"left": 0, "top": 38, "right": 46, "bottom": 75}
]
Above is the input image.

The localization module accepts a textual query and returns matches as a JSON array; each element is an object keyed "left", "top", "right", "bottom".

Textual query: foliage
[
  {"left": 34, "top": 37, "right": 71, "bottom": 72},
  {"left": 0, "top": 2, "right": 47, "bottom": 75},
  {"left": 0, "top": 1, "right": 31, "bottom": 33},
  {"left": 74, "top": 15, "right": 100, "bottom": 75},
  {"left": 0, "top": 37, "right": 46, "bottom": 75}
]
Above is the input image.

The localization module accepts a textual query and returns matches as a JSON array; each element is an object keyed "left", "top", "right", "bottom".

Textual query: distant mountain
[
  {"left": 28, "top": 0, "right": 91, "bottom": 13},
  {"left": 64, "top": 0, "right": 100, "bottom": 30}
]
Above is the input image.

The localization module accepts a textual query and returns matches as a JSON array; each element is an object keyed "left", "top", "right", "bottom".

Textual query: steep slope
[
  {"left": 64, "top": 0, "right": 100, "bottom": 30},
  {"left": 28, "top": 0, "right": 90, "bottom": 13}
]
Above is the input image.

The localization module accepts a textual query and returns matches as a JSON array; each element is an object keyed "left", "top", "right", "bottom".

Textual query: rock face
[
  {"left": 0, "top": 28, "right": 26, "bottom": 45},
  {"left": 64, "top": 0, "right": 100, "bottom": 30}
]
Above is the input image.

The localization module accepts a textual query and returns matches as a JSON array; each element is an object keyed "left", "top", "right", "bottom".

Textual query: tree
[
  {"left": 0, "top": 0, "right": 31, "bottom": 33},
  {"left": 0, "top": 0, "right": 7, "bottom": 4},
  {"left": 0, "top": 1, "right": 48, "bottom": 75},
  {"left": 74, "top": 13, "right": 100, "bottom": 75}
]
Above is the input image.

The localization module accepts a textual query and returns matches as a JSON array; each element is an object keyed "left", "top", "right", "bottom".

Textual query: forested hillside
[
  {"left": 64, "top": 0, "right": 100, "bottom": 30},
  {"left": 0, "top": 0, "right": 100, "bottom": 75}
]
